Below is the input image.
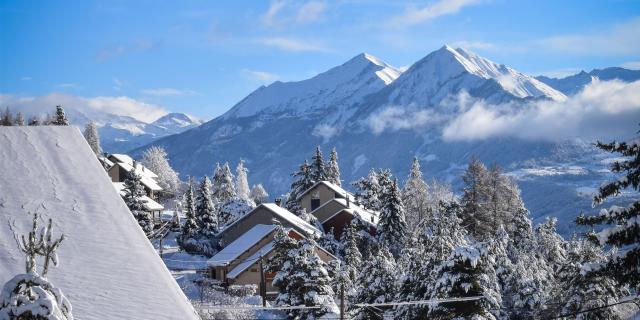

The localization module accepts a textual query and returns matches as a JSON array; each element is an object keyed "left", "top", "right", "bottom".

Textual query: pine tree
[
  {"left": 376, "top": 169, "right": 394, "bottom": 205},
  {"left": 326, "top": 147, "right": 341, "bottom": 186},
  {"left": 576, "top": 133, "right": 640, "bottom": 291},
  {"left": 352, "top": 169, "right": 382, "bottom": 211},
  {"left": 354, "top": 244, "right": 397, "bottom": 319},
  {"left": 51, "top": 105, "right": 69, "bottom": 126},
  {"left": 341, "top": 220, "right": 362, "bottom": 291},
  {"left": 196, "top": 176, "right": 218, "bottom": 237},
  {"left": 310, "top": 145, "right": 327, "bottom": 182},
  {"left": 285, "top": 160, "right": 314, "bottom": 212},
  {"left": 377, "top": 179, "right": 408, "bottom": 258},
  {"left": 1, "top": 107, "right": 13, "bottom": 126},
  {"left": 181, "top": 179, "right": 199, "bottom": 240},
  {"left": 249, "top": 184, "right": 269, "bottom": 204},
  {"left": 28, "top": 116, "right": 40, "bottom": 126},
  {"left": 141, "top": 146, "right": 181, "bottom": 200},
  {"left": 235, "top": 160, "right": 251, "bottom": 201},
  {"left": 14, "top": 112, "right": 25, "bottom": 126},
  {"left": 122, "top": 168, "right": 153, "bottom": 233},
  {"left": 402, "top": 157, "right": 430, "bottom": 234},
  {"left": 429, "top": 245, "right": 501, "bottom": 320},
  {"left": 212, "top": 162, "right": 236, "bottom": 204},
  {"left": 83, "top": 121, "right": 102, "bottom": 156}
]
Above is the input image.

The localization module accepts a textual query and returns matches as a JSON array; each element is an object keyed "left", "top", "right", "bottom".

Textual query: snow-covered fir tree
[
  {"left": 0, "top": 214, "right": 73, "bottom": 320},
  {"left": 402, "top": 157, "right": 430, "bottom": 234},
  {"left": 28, "top": 115, "right": 40, "bottom": 126},
  {"left": 141, "top": 146, "right": 181, "bottom": 200},
  {"left": 535, "top": 217, "right": 567, "bottom": 272},
  {"left": 273, "top": 239, "right": 338, "bottom": 319},
  {"left": 353, "top": 243, "right": 397, "bottom": 319},
  {"left": 326, "top": 147, "right": 341, "bottom": 186},
  {"left": 556, "top": 237, "right": 625, "bottom": 319},
  {"left": 249, "top": 184, "right": 269, "bottom": 204},
  {"left": 83, "top": 121, "right": 101, "bottom": 156},
  {"left": 341, "top": 220, "right": 362, "bottom": 293},
  {"left": 14, "top": 112, "right": 25, "bottom": 126},
  {"left": 235, "top": 160, "right": 250, "bottom": 201},
  {"left": 1, "top": 107, "right": 13, "bottom": 126},
  {"left": 51, "top": 105, "right": 69, "bottom": 126},
  {"left": 195, "top": 176, "right": 218, "bottom": 237},
  {"left": 377, "top": 179, "right": 407, "bottom": 258},
  {"left": 460, "top": 157, "right": 491, "bottom": 240},
  {"left": 351, "top": 169, "right": 382, "bottom": 211},
  {"left": 285, "top": 160, "right": 314, "bottom": 212},
  {"left": 376, "top": 169, "right": 394, "bottom": 205},
  {"left": 122, "top": 168, "right": 153, "bottom": 233},
  {"left": 576, "top": 133, "right": 640, "bottom": 291},
  {"left": 428, "top": 245, "right": 501, "bottom": 320},
  {"left": 212, "top": 162, "right": 236, "bottom": 204},
  {"left": 310, "top": 145, "right": 328, "bottom": 183},
  {"left": 180, "top": 179, "right": 199, "bottom": 242},
  {"left": 267, "top": 221, "right": 299, "bottom": 295}
]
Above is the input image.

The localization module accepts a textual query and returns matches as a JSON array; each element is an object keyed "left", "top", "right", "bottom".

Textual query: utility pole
[
  {"left": 159, "top": 234, "right": 163, "bottom": 259},
  {"left": 259, "top": 251, "right": 267, "bottom": 307},
  {"left": 340, "top": 283, "right": 345, "bottom": 320}
]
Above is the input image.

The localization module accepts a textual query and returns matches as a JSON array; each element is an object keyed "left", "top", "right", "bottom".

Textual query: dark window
[{"left": 311, "top": 198, "right": 320, "bottom": 211}]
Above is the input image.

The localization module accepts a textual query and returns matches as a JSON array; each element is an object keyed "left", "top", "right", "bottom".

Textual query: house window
[
  {"left": 250, "top": 268, "right": 258, "bottom": 272},
  {"left": 311, "top": 192, "right": 320, "bottom": 211}
]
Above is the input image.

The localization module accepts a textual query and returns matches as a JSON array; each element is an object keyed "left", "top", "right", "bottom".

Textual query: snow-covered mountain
[
  {"left": 134, "top": 46, "right": 635, "bottom": 235},
  {"left": 536, "top": 67, "right": 640, "bottom": 95}
]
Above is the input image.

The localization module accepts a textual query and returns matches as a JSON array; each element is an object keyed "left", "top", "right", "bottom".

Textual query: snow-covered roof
[
  {"left": 98, "top": 155, "right": 114, "bottom": 169},
  {"left": 227, "top": 241, "right": 275, "bottom": 279},
  {"left": 110, "top": 153, "right": 159, "bottom": 179},
  {"left": 114, "top": 162, "right": 163, "bottom": 191},
  {"left": 208, "top": 224, "right": 277, "bottom": 267},
  {"left": 113, "top": 182, "right": 165, "bottom": 212},
  {"left": 297, "top": 180, "right": 354, "bottom": 200},
  {"left": 323, "top": 198, "right": 379, "bottom": 227},
  {"left": 261, "top": 203, "right": 322, "bottom": 236},
  {"left": 0, "top": 127, "right": 197, "bottom": 320}
]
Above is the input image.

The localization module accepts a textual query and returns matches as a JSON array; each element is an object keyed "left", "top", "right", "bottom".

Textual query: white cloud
[
  {"left": 113, "top": 78, "right": 124, "bottom": 91},
  {"left": 56, "top": 83, "right": 82, "bottom": 89},
  {"left": 20, "top": 76, "right": 32, "bottom": 81},
  {"left": 388, "top": 0, "right": 481, "bottom": 28},
  {"left": 441, "top": 80, "right": 640, "bottom": 142},
  {"left": 0, "top": 92, "right": 168, "bottom": 123},
  {"left": 367, "top": 106, "right": 443, "bottom": 134},
  {"left": 262, "top": 0, "right": 287, "bottom": 26},
  {"left": 312, "top": 123, "right": 339, "bottom": 140},
  {"left": 296, "top": 1, "right": 326, "bottom": 24},
  {"left": 97, "top": 39, "right": 160, "bottom": 61},
  {"left": 142, "top": 88, "right": 198, "bottom": 96},
  {"left": 256, "top": 37, "right": 330, "bottom": 52},
  {"left": 241, "top": 69, "right": 280, "bottom": 83},
  {"left": 621, "top": 61, "right": 640, "bottom": 70},
  {"left": 539, "top": 18, "right": 640, "bottom": 56}
]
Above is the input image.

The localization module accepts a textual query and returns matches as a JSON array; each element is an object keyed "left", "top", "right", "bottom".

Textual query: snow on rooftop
[
  {"left": 111, "top": 154, "right": 159, "bottom": 179},
  {"left": 297, "top": 180, "right": 354, "bottom": 200},
  {"left": 0, "top": 127, "right": 197, "bottom": 320},
  {"left": 208, "top": 224, "right": 277, "bottom": 267},
  {"left": 261, "top": 203, "right": 321, "bottom": 236},
  {"left": 227, "top": 241, "right": 276, "bottom": 279},
  {"left": 112, "top": 182, "right": 164, "bottom": 211}
]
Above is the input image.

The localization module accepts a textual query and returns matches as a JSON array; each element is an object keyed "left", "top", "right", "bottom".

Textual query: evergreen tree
[
  {"left": 141, "top": 146, "right": 181, "bottom": 200},
  {"left": 28, "top": 115, "right": 40, "bottom": 126},
  {"left": 402, "top": 157, "right": 430, "bottom": 234},
  {"left": 326, "top": 147, "right": 341, "bottom": 186},
  {"left": 535, "top": 217, "right": 567, "bottom": 272},
  {"left": 14, "top": 112, "right": 25, "bottom": 126},
  {"left": 341, "top": 221, "right": 362, "bottom": 292},
  {"left": 267, "top": 221, "right": 299, "bottom": 294},
  {"left": 285, "top": 160, "right": 314, "bottom": 212},
  {"left": 429, "top": 245, "right": 501, "bottom": 320},
  {"left": 212, "top": 162, "right": 236, "bottom": 204},
  {"left": 122, "top": 168, "right": 153, "bottom": 233},
  {"left": 1, "top": 107, "right": 13, "bottom": 126},
  {"left": 310, "top": 145, "right": 327, "bottom": 182},
  {"left": 51, "top": 105, "right": 69, "bottom": 126},
  {"left": 83, "top": 121, "right": 102, "bottom": 156},
  {"left": 354, "top": 244, "right": 397, "bottom": 319},
  {"left": 249, "top": 184, "right": 269, "bottom": 204},
  {"left": 377, "top": 179, "right": 408, "bottom": 257},
  {"left": 235, "top": 160, "right": 251, "bottom": 201},
  {"left": 196, "top": 176, "right": 218, "bottom": 237},
  {"left": 181, "top": 179, "right": 199, "bottom": 240},
  {"left": 352, "top": 169, "right": 382, "bottom": 211},
  {"left": 376, "top": 169, "right": 394, "bottom": 205},
  {"left": 576, "top": 133, "right": 640, "bottom": 291}
]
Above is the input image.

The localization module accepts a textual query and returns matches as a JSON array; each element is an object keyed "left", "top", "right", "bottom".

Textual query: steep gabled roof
[
  {"left": 0, "top": 127, "right": 197, "bottom": 320},
  {"left": 208, "top": 224, "right": 277, "bottom": 267},
  {"left": 113, "top": 182, "right": 164, "bottom": 211},
  {"left": 318, "top": 198, "right": 379, "bottom": 227},
  {"left": 220, "top": 203, "right": 322, "bottom": 239},
  {"left": 297, "top": 180, "right": 354, "bottom": 200}
]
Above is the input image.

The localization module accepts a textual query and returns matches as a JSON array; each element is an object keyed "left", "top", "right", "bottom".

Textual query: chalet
[
  {"left": 298, "top": 181, "right": 379, "bottom": 240},
  {"left": 113, "top": 182, "right": 165, "bottom": 222},
  {"left": 106, "top": 153, "right": 163, "bottom": 201},
  {"left": 208, "top": 224, "right": 335, "bottom": 295},
  {"left": 0, "top": 127, "right": 198, "bottom": 320},
  {"left": 217, "top": 203, "right": 321, "bottom": 247}
]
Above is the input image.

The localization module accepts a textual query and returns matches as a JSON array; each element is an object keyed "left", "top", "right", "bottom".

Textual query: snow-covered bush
[
  {"left": 0, "top": 273, "right": 73, "bottom": 320},
  {"left": 218, "top": 197, "right": 255, "bottom": 228}
]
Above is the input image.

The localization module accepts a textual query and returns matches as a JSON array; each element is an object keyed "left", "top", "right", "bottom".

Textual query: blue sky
[{"left": 1, "top": 0, "right": 639, "bottom": 121}]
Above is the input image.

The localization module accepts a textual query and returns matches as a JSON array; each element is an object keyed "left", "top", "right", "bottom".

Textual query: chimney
[
  {"left": 275, "top": 198, "right": 282, "bottom": 207},
  {"left": 346, "top": 194, "right": 350, "bottom": 208}
]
